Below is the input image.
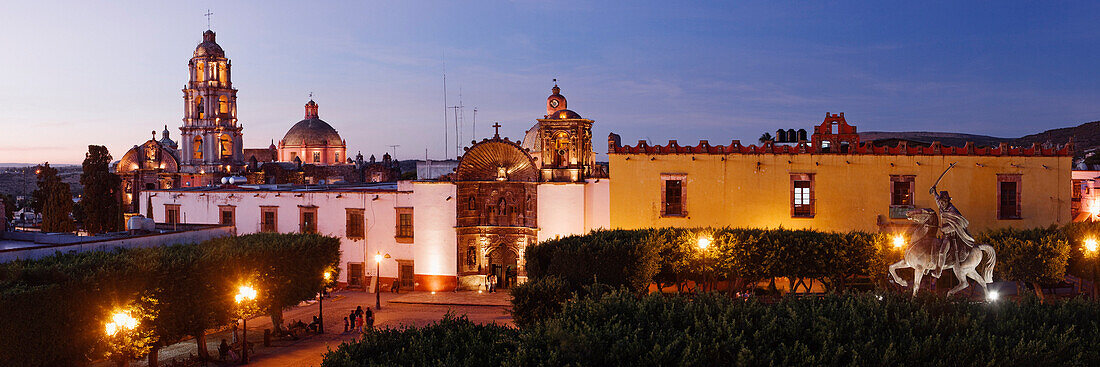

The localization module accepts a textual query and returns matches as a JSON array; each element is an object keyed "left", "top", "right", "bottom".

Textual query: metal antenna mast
[
  {"left": 387, "top": 145, "right": 400, "bottom": 159},
  {"left": 442, "top": 52, "right": 448, "bottom": 159},
  {"left": 448, "top": 105, "right": 463, "bottom": 158},
  {"left": 472, "top": 107, "right": 478, "bottom": 139}
]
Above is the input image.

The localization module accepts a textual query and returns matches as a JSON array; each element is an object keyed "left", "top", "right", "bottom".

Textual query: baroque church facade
[{"left": 130, "top": 30, "right": 610, "bottom": 291}]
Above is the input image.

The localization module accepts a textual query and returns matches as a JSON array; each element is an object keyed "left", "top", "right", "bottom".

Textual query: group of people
[
  {"left": 217, "top": 322, "right": 244, "bottom": 362},
  {"left": 345, "top": 305, "right": 374, "bottom": 333},
  {"left": 485, "top": 273, "right": 497, "bottom": 293}
]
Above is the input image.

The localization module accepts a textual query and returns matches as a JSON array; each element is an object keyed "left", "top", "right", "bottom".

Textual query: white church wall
[
  {"left": 409, "top": 181, "right": 458, "bottom": 291},
  {"left": 537, "top": 183, "right": 587, "bottom": 243},
  {"left": 142, "top": 188, "right": 410, "bottom": 285},
  {"left": 584, "top": 178, "right": 611, "bottom": 232}
]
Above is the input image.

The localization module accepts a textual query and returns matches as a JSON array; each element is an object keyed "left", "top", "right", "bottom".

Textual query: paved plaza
[{"left": 96, "top": 290, "right": 513, "bottom": 367}]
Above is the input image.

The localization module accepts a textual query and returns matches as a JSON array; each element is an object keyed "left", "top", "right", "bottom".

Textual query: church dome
[
  {"left": 194, "top": 30, "right": 225, "bottom": 58},
  {"left": 281, "top": 100, "right": 343, "bottom": 146},
  {"left": 158, "top": 125, "right": 178, "bottom": 150},
  {"left": 546, "top": 109, "right": 582, "bottom": 119}
]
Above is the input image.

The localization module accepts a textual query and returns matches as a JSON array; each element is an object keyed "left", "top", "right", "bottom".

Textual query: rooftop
[
  {"left": 0, "top": 223, "right": 224, "bottom": 253},
  {"left": 150, "top": 181, "right": 401, "bottom": 193}
]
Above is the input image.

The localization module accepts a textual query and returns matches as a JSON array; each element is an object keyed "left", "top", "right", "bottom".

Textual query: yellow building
[{"left": 608, "top": 113, "right": 1073, "bottom": 233}]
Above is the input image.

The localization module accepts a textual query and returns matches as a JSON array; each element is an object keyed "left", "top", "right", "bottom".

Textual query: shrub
[
  {"left": 509, "top": 276, "right": 570, "bottom": 327},
  {"left": 0, "top": 233, "right": 341, "bottom": 366},
  {"left": 321, "top": 313, "right": 519, "bottom": 367},
  {"left": 326, "top": 292, "right": 1100, "bottom": 366}
]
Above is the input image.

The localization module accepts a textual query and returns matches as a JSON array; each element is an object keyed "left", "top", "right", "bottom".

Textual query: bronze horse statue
[{"left": 887, "top": 208, "right": 997, "bottom": 297}]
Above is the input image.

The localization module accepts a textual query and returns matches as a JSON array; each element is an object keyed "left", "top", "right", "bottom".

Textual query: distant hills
[
  {"left": 861, "top": 120, "right": 1098, "bottom": 157},
  {"left": 859, "top": 131, "right": 1012, "bottom": 148}
]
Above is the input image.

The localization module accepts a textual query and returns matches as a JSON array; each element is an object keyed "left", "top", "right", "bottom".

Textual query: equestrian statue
[{"left": 888, "top": 163, "right": 997, "bottom": 297}]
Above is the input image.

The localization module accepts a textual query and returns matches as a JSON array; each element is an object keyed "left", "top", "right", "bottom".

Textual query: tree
[
  {"left": 979, "top": 228, "right": 1071, "bottom": 301},
  {"left": 758, "top": 132, "right": 773, "bottom": 144},
  {"left": 33, "top": 162, "right": 75, "bottom": 232},
  {"left": 81, "top": 145, "right": 123, "bottom": 234},
  {"left": 140, "top": 244, "right": 233, "bottom": 363},
  {"left": 214, "top": 233, "right": 341, "bottom": 333},
  {"left": 0, "top": 192, "right": 15, "bottom": 220}
]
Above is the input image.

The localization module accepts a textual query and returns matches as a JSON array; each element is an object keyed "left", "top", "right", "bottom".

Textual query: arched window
[
  {"left": 219, "top": 96, "right": 229, "bottom": 114},
  {"left": 193, "top": 136, "right": 203, "bottom": 160},
  {"left": 196, "top": 62, "right": 204, "bottom": 82},
  {"left": 195, "top": 96, "right": 204, "bottom": 119},
  {"left": 554, "top": 132, "right": 571, "bottom": 166},
  {"left": 219, "top": 134, "right": 232, "bottom": 158}
]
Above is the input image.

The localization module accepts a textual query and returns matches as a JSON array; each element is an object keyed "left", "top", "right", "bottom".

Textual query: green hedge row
[
  {"left": 322, "top": 291, "right": 1100, "bottom": 366},
  {"left": 525, "top": 227, "right": 887, "bottom": 295},
  {"left": 0, "top": 233, "right": 341, "bottom": 366}
]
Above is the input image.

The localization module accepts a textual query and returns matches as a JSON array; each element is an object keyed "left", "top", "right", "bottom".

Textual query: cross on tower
[
  {"left": 492, "top": 122, "right": 502, "bottom": 138},
  {"left": 309, "top": 91, "right": 313, "bottom": 100},
  {"left": 204, "top": 10, "right": 214, "bottom": 30}
]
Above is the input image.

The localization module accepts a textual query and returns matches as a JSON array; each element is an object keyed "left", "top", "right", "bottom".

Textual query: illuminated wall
[{"left": 609, "top": 150, "right": 1072, "bottom": 232}]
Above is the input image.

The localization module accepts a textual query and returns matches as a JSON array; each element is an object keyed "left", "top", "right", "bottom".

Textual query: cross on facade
[
  {"left": 492, "top": 122, "right": 502, "bottom": 137},
  {"left": 204, "top": 10, "right": 214, "bottom": 30}
]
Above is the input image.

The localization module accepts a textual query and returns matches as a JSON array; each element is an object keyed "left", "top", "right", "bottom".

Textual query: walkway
[{"left": 96, "top": 290, "right": 514, "bottom": 367}]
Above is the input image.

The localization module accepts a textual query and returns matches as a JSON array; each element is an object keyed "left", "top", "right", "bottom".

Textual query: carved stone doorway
[{"left": 487, "top": 245, "right": 519, "bottom": 289}]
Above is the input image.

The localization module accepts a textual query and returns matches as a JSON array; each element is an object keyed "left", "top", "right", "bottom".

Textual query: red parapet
[{"left": 611, "top": 137, "right": 1072, "bottom": 157}]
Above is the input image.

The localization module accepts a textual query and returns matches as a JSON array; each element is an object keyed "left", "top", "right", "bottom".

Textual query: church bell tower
[
  {"left": 179, "top": 30, "right": 243, "bottom": 173},
  {"left": 534, "top": 82, "right": 594, "bottom": 182}
]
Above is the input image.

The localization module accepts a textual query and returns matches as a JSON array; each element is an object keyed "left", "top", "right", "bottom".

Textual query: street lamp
[
  {"left": 235, "top": 284, "right": 257, "bottom": 364},
  {"left": 1084, "top": 237, "right": 1099, "bottom": 299},
  {"left": 892, "top": 235, "right": 906, "bottom": 250},
  {"left": 696, "top": 236, "right": 712, "bottom": 292},
  {"left": 696, "top": 237, "right": 711, "bottom": 251},
  {"left": 105, "top": 310, "right": 139, "bottom": 367},
  {"left": 375, "top": 252, "right": 391, "bottom": 310},
  {"left": 318, "top": 271, "right": 331, "bottom": 334}
]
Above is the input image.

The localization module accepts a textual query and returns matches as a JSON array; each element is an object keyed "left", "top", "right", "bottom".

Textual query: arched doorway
[{"left": 487, "top": 245, "right": 519, "bottom": 289}]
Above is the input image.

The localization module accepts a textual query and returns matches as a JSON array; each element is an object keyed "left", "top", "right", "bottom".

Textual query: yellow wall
[{"left": 609, "top": 153, "right": 1071, "bottom": 232}]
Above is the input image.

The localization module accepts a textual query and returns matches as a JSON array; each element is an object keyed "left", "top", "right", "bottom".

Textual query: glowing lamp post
[
  {"left": 235, "top": 284, "right": 257, "bottom": 364},
  {"left": 375, "top": 252, "right": 391, "bottom": 310},
  {"left": 696, "top": 236, "right": 712, "bottom": 292},
  {"left": 696, "top": 237, "right": 711, "bottom": 251},
  {"left": 892, "top": 235, "right": 906, "bottom": 251},
  {"left": 1085, "top": 238, "right": 1099, "bottom": 299},
  {"left": 105, "top": 310, "right": 139, "bottom": 367},
  {"left": 318, "top": 271, "right": 331, "bottom": 334}
]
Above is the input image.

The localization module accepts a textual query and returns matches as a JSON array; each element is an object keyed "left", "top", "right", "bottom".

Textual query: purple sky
[{"left": 2, "top": 1, "right": 1098, "bottom": 164}]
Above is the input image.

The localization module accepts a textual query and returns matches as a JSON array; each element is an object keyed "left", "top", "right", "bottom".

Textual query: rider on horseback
[{"left": 930, "top": 186, "right": 976, "bottom": 278}]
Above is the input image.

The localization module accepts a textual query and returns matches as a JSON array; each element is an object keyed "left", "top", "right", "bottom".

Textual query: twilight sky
[{"left": 2, "top": 1, "right": 1098, "bottom": 164}]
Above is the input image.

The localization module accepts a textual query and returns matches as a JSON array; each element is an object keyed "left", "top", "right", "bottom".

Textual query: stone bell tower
[
  {"left": 179, "top": 30, "right": 243, "bottom": 173},
  {"left": 534, "top": 82, "right": 594, "bottom": 182}
]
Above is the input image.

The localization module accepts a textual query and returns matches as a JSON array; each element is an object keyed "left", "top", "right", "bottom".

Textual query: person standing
[{"left": 365, "top": 307, "right": 375, "bottom": 330}]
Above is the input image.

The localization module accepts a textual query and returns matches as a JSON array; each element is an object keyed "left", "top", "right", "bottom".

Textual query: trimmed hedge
[
  {"left": 321, "top": 313, "right": 519, "bottom": 367},
  {"left": 323, "top": 291, "right": 1100, "bottom": 366},
  {"left": 0, "top": 233, "right": 341, "bottom": 366},
  {"left": 526, "top": 227, "right": 887, "bottom": 294}
]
